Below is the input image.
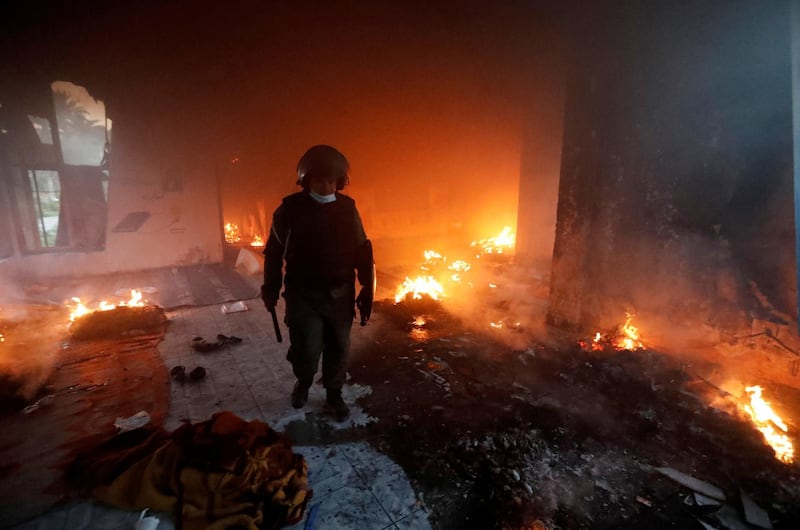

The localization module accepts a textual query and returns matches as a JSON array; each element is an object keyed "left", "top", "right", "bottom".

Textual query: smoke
[
  {"left": 379, "top": 231, "right": 553, "bottom": 352},
  {"left": 0, "top": 270, "right": 63, "bottom": 403}
]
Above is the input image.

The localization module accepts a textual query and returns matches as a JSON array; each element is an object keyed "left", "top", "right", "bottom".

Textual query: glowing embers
[
  {"left": 447, "top": 260, "right": 471, "bottom": 283},
  {"left": 741, "top": 385, "right": 794, "bottom": 464},
  {"left": 395, "top": 276, "right": 445, "bottom": 304},
  {"left": 581, "top": 314, "right": 646, "bottom": 352},
  {"left": 68, "top": 289, "right": 146, "bottom": 322},
  {"left": 224, "top": 222, "right": 242, "bottom": 244},
  {"left": 489, "top": 319, "right": 521, "bottom": 331},
  {"left": 409, "top": 314, "right": 430, "bottom": 341},
  {"left": 471, "top": 226, "right": 515, "bottom": 257},
  {"left": 225, "top": 221, "right": 264, "bottom": 247}
]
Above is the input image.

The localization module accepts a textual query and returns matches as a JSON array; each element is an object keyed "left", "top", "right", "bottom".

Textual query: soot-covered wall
[{"left": 547, "top": 1, "right": 795, "bottom": 332}]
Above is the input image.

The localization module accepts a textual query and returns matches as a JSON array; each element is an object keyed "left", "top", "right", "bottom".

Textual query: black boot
[
  {"left": 291, "top": 380, "right": 311, "bottom": 409},
  {"left": 325, "top": 388, "right": 350, "bottom": 421}
]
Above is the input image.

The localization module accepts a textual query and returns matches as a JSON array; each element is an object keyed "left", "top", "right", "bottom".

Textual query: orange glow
[
  {"left": 224, "top": 222, "right": 242, "bottom": 244},
  {"left": 250, "top": 234, "right": 265, "bottom": 247},
  {"left": 68, "top": 289, "right": 147, "bottom": 322},
  {"left": 583, "top": 316, "right": 646, "bottom": 352},
  {"left": 394, "top": 276, "right": 444, "bottom": 303},
  {"left": 413, "top": 316, "right": 427, "bottom": 327},
  {"left": 615, "top": 315, "right": 644, "bottom": 350},
  {"left": 471, "top": 226, "right": 515, "bottom": 256},
  {"left": 742, "top": 385, "right": 794, "bottom": 464},
  {"left": 489, "top": 320, "right": 520, "bottom": 330},
  {"left": 591, "top": 331, "right": 603, "bottom": 351}
]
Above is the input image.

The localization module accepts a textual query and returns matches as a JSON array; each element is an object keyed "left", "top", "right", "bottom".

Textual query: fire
[
  {"left": 742, "top": 385, "right": 795, "bottom": 464},
  {"left": 68, "top": 289, "right": 147, "bottom": 322},
  {"left": 394, "top": 276, "right": 444, "bottom": 303},
  {"left": 582, "top": 316, "right": 645, "bottom": 352},
  {"left": 592, "top": 332, "right": 603, "bottom": 351},
  {"left": 420, "top": 250, "right": 444, "bottom": 272},
  {"left": 471, "top": 226, "right": 516, "bottom": 256},
  {"left": 224, "top": 222, "right": 241, "bottom": 244},
  {"left": 0, "top": 332, "right": 4, "bottom": 343},
  {"left": 250, "top": 234, "right": 265, "bottom": 247},
  {"left": 615, "top": 315, "right": 644, "bottom": 350}
]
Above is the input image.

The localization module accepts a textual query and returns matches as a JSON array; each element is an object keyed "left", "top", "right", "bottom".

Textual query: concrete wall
[
  {"left": 0, "top": 83, "right": 224, "bottom": 280},
  {"left": 546, "top": 1, "right": 795, "bottom": 333}
]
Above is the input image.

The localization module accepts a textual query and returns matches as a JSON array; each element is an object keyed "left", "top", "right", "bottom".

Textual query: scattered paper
[
  {"left": 656, "top": 467, "right": 726, "bottom": 501},
  {"left": 740, "top": 490, "right": 772, "bottom": 529},
  {"left": 221, "top": 301, "right": 248, "bottom": 314},
  {"left": 115, "top": 410, "right": 151, "bottom": 432}
]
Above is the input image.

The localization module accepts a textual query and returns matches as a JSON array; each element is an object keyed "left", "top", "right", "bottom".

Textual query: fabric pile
[{"left": 72, "top": 411, "right": 311, "bottom": 529}]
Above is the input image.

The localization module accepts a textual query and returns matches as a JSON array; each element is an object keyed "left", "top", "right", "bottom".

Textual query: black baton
[{"left": 269, "top": 307, "right": 283, "bottom": 343}]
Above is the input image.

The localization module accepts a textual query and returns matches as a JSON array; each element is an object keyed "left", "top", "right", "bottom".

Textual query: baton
[{"left": 269, "top": 307, "right": 283, "bottom": 342}]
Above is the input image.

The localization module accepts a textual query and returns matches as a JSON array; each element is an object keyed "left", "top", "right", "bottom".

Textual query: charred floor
[{"left": 1, "top": 261, "right": 799, "bottom": 529}]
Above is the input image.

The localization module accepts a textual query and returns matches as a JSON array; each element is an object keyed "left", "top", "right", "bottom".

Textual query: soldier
[{"left": 262, "top": 145, "right": 374, "bottom": 421}]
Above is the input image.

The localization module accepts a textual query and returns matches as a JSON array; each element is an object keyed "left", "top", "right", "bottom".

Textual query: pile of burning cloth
[{"left": 70, "top": 411, "right": 311, "bottom": 529}]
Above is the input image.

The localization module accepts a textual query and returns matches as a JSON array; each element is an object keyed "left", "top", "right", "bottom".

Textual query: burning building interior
[{"left": 1, "top": 1, "right": 799, "bottom": 529}]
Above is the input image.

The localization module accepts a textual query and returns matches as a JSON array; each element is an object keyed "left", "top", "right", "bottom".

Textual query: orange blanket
[{"left": 86, "top": 411, "right": 311, "bottom": 529}]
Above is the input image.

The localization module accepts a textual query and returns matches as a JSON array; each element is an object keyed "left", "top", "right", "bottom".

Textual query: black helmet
[{"left": 296, "top": 145, "right": 350, "bottom": 190}]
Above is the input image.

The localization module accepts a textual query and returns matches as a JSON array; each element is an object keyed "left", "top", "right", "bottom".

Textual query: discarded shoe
[
  {"left": 190, "top": 337, "right": 219, "bottom": 352},
  {"left": 291, "top": 381, "right": 310, "bottom": 409},
  {"left": 325, "top": 390, "right": 350, "bottom": 422},
  {"left": 189, "top": 366, "right": 207, "bottom": 380},
  {"left": 191, "top": 335, "right": 243, "bottom": 352},
  {"left": 216, "top": 334, "right": 243, "bottom": 344},
  {"left": 170, "top": 365, "right": 187, "bottom": 382}
]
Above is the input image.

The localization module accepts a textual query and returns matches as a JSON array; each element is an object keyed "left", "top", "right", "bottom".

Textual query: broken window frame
[{"left": 1, "top": 81, "right": 111, "bottom": 255}]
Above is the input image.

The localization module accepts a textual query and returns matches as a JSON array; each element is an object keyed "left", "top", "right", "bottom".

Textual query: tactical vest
[{"left": 281, "top": 192, "right": 359, "bottom": 289}]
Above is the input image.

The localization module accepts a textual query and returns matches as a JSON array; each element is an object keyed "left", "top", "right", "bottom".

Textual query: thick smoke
[{"left": 0, "top": 269, "right": 63, "bottom": 403}]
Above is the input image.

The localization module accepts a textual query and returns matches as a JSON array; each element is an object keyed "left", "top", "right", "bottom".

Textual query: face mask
[{"left": 309, "top": 190, "right": 337, "bottom": 203}]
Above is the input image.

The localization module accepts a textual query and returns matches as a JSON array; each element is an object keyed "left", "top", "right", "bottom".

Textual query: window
[
  {"left": 0, "top": 81, "right": 111, "bottom": 253},
  {"left": 27, "top": 170, "right": 61, "bottom": 248}
]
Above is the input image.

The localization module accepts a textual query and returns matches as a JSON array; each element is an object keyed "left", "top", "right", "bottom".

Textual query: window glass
[{"left": 51, "top": 81, "right": 111, "bottom": 166}]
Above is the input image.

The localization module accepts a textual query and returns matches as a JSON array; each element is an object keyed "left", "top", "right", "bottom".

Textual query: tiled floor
[{"left": 14, "top": 299, "right": 431, "bottom": 530}]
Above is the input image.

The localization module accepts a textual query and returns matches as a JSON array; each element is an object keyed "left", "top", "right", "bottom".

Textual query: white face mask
[{"left": 309, "top": 190, "right": 337, "bottom": 203}]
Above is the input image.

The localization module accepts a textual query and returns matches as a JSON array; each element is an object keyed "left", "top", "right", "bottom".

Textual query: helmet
[{"left": 296, "top": 145, "right": 350, "bottom": 190}]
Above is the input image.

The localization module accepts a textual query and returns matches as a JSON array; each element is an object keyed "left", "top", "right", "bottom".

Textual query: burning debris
[
  {"left": 741, "top": 385, "right": 795, "bottom": 464},
  {"left": 580, "top": 314, "right": 647, "bottom": 352},
  {"left": 394, "top": 275, "right": 445, "bottom": 303},
  {"left": 224, "top": 222, "right": 242, "bottom": 244},
  {"left": 391, "top": 227, "right": 528, "bottom": 336},
  {"left": 67, "top": 289, "right": 164, "bottom": 340},
  {"left": 67, "top": 289, "right": 146, "bottom": 322},
  {"left": 470, "top": 226, "right": 515, "bottom": 257},
  {"left": 225, "top": 221, "right": 265, "bottom": 247}
]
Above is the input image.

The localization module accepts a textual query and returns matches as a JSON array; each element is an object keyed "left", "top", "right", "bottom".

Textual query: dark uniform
[{"left": 262, "top": 145, "right": 373, "bottom": 421}]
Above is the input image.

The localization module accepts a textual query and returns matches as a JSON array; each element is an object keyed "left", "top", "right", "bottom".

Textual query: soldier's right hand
[{"left": 260, "top": 285, "right": 278, "bottom": 311}]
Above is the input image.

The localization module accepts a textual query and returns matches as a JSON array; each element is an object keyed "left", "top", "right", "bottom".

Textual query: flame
[
  {"left": 448, "top": 260, "right": 471, "bottom": 272},
  {"left": 615, "top": 315, "right": 644, "bottom": 350},
  {"left": 592, "top": 332, "right": 603, "bottom": 351},
  {"left": 471, "top": 226, "right": 516, "bottom": 256},
  {"left": 224, "top": 222, "right": 241, "bottom": 244},
  {"left": 394, "top": 276, "right": 444, "bottom": 303},
  {"left": 742, "top": 385, "right": 794, "bottom": 463},
  {"left": 250, "top": 234, "right": 265, "bottom": 247},
  {"left": 413, "top": 316, "right": 426, "bottom": 327},
  {"left": 582, "top": 317, "right": 645, "bottom": 352},
  {"left": 420, "top": 250, "right": 444, "bottom": 272},
  {"left": 68, "top": 289, "right": 147, "bottom": 322},
  {"left": 423, "top": 250, "right": 442, "bottom": 261},
  {"left": 0, "top": 332, "right": 4, "bottom": 343}
]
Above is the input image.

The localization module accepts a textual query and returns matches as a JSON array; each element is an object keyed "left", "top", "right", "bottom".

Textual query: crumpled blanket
[{"left": 73, "top": 411, "right": 311, "bottom": 529}]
